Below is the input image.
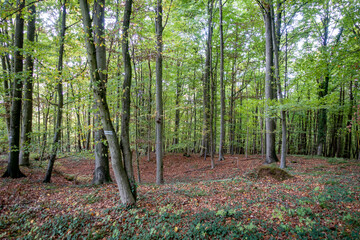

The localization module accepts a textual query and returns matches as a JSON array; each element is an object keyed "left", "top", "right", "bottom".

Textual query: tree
[
  {"left": 271, "top": 1, "right": 286, "bottom": 168},
  {"left": 155, "top": 0, "right": 164, "bottom": 185},
  {"left": 257, "top": 0, "right": 279, "bottom": 164},
  {"left": 218, "top": 0, "right": 225, "bottom": 162},
  {"left": 44, "top": 0, "right": 66, "bottom": 183},
  {"left": 121, "top": 0, "right": 136, "bottom": 192},
  {"left": 2, "top": 0, "right": 26, "bottom": 178},
  {"left": 19, "top": 3, "right": 36, "bottom": 166},
  {"left": 92, "top": 0, "right": 111, "bottom": 185},
  {"left": 79, "top": 0, "right": 135, "bottom": 205},
  {"left": 201, "top": 0, "right": 214, "bottom": 169}
]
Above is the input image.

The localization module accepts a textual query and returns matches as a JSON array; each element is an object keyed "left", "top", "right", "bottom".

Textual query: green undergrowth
[
  {"left": 1, "top": 157, "right": 359, "bottom": 239},
  {"left": 2, "top": 200, "right": 358, "bottom": 239}
]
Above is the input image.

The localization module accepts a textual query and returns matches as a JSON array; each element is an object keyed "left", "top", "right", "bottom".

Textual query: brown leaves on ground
[{"left": 0, "top": 153, "right": 359, "bottom": 239}]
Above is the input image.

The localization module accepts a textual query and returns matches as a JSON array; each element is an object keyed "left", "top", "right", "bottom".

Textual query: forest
[{"left": 0, "top": 0, "right": 359, "bottom": 239}]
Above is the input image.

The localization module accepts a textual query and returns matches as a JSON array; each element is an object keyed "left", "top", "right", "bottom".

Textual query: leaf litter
[{"left": 0, "top": 153, "right": 359, "bottom": 239}]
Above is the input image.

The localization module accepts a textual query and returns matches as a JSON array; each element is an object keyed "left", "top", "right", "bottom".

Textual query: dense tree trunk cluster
[{"left": 1, "top": 0, "right": 359, "bottom": 203}]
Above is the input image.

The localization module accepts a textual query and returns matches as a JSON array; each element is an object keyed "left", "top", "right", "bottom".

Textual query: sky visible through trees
[{"left": 0, "top": 0, "right": 359, "bottom": 211}]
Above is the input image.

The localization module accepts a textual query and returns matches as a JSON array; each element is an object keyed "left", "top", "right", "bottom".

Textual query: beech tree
[
  {"left": 2, "top": 0, "right": 26, "bottom": 178},
  {"left": 155, "top": 0, "right": 164, "bottom": 185},
  {"left": 92, "top": 0, "right": 111, "bottom": 185},
  {"left": 19, "top": 3, "right": 36, "bottom": 166},
  {"left": 257, "top": 0, "right": 279, "bottom": 164},
  {"left": 79, "top": 0, "right": 136, "bottom": 204},
  {"left": 44, "top": 0, "right": 66, "bottom": 183},
  {"left": 121, "top": 0, "right": 136, "bottom": 191}
]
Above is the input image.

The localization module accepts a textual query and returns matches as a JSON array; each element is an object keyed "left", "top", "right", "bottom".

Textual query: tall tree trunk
[
  {"left": 229, "top": 57, "right": 236, "bottom": 155},
  {"left": 263, "top": 1, "right": 278, "bottom": 164},
  {"left": 316, "top": 1, "right": 330, "bottom": 156},
  {"left": 80, "top": 0, "right": 135, "bottom": 205},
  {"left": 44, "top": 1, "right": 66, "bottom": 183},
  {"left": 201, "top": 0, "right": 214, "bottom": 158},
  {"left": 218, "top": 0, "right": 225, "bottom": 161},
  {"left": 344, "top": 80, "right": 353, "bottom": 159},
  {"left": 20, "top": 4, "right": 36, "bottom": 166},
  {"left": 92, "top": 0, "right": 111, "bottom": 185},
  {"left": 271, "top": 1, "right": 285, "bottom": 168},
  {"left": 1, "top": 21, "right": 12, "bottom": 137},
  {"left": 147, "top": 56, "right": 152, "bottom": 162},
  {"left": 2, "top": 0, "right": 26, "bottom": 178},
  {"left": 155, "top": 0, "right": 164, "bottom": 185},
  {"left": 173, "top": 60, "right": 181, "bottom": 147},
  {"left": 120, "top": 0, "right": 136, "bottom": 194}
]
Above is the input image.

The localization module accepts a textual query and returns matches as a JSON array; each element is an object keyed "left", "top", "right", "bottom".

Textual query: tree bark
[
  {"left": 44, "top": 0, "right": 66, "bottom": 183},
  {"left": 147, "top": 56, "right": 152, "bottom": 161},
  {"left": 263, "top": 1, "right": 279, "bottom": 164},
  {"left": 316, "top": 1, "right": 330, "bottom": 156},
  {"left": 155, "top": 0, "right": 164, "bottom": 185},
  {"left": 80, "top": 0, "right": 135, "bottom": 205},
  {"left": 271, "top": 1, "right": 285, "bottom": 168},
  {"left": 173, "top": 60, "right": 181, "bottom": 147},
  {"left": 201, "top": 0, "right": 214, "bottom": 158},
  {"left": 20, "top": 4, "right": 36, "bottom": 166},
  {"left": 91, "top": 0, "right": 111, "bottom": 185},
  {"left": 2, "top": 0, "right": 26, "bottom": 178},
  {"left": 218, "top": 0, "right": 225, "bottom": 161},
  {"left": 120, "top": 0, "right": 136, "bottom": 193}
]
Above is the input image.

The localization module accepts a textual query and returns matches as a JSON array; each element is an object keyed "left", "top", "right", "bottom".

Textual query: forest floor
[{"left": 0, "top": 152, "right": 359, "bottom": 239}]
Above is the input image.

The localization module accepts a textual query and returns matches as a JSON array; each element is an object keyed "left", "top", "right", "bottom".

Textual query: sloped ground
[{"left": 0, "top": 153, "right": 359, "bottom": 239}]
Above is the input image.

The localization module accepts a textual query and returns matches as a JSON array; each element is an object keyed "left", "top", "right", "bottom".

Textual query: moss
[
  {"left": 245, "top": 165, "right": 293, "bottom": 181},
  {"left": 257, "top": 165, "right": 293, "bottom": 181}
]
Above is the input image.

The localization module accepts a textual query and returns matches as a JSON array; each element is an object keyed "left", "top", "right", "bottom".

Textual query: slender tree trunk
[
  {"left": 271, "top": 1, "right": 285, "bottom": 168},
  {"left": 201, "top": 0, "right": 214, "bottom": 158},
  {"left": 20, "top": 4, "right": 36, "bottom": 166},
  {"left": 120, "top": 0, "right": 136, "bottom": 194},
  {"left": 147, "top": 56, "right": 152, "bottom": 162},
  {"left": 80, "top": 0, "right": 135, "bottom": 205},
  {"left": 263, "top": 2, "right": 278, "bottom": 164},
  {"left": 317, "top": 2, "right": 330, "bottom": 156},
  {"left": 218, "top": 0, "right": 225, "bottom": 161},
  {"left": 155, "top": 0, "right": 164, "bottom": 185},
  {"left": 2, "top": 0, "right": 26, "bottom": 178},
  {"left": 229, "top": 57, "right": 236, "bottom": 155},
  {"left": 44, "top": 1, "right": 66, "bottom": 183},
  {"left": 1, "top": 55, "right": 11, "bottom": 134},
  {"left": 344, "top": 80, "right": 353, "bottom": 159},
  {"left": 91, "top": 0, "right": 112, "bottom": 185},
  {"left": 173, "top": 60, "right": 181, "bottom": 147}
]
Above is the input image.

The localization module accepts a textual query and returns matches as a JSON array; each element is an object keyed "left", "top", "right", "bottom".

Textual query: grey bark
[
  {"left": 2, "top": 0, "right": 26, "bottom": 178},
  {"left": 218, "top": 0, "right": 225, "bottom": 161},
  {"left": 80, "top": 0, "right": 135, "bottom": 205},
  {"left": 155, "top": 0, "right": 164, "bottom": 185},
  {"left": 44, "top": 1, "right": 66, "bottom": 183},
  {"left": 120, "top": 0, "right": 136, "bottom": 193},
  {"left": 173, "top": 60, "right": 181, "bottom": 147},
  {"left": 201, "top": 0, "right": 214, "bottom": 158},
  {"left": 147, "top": 56, "right": 152, "bottom": 162},
  {"left": 1, "top": 22, "right": 12, "bottom": 135},
  {"left": 92, "top": 0, "right": 111, "bottom": 185},
  {"left": 20, "top": 4, "right": 36, "bottom": 166},
  {"left": 271, "top": 2, "right": 286, "bottom": 168},
  {"left": 316, "top": 1, "right": 330, "bottom": 156},
  {"left": 263, "top": 1, "right": 279, "bottom": 164}
]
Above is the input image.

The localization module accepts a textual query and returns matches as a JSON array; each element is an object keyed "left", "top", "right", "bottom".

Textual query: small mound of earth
[{"left": 245, "top": 165, "right": 293, "bottom": 181}]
